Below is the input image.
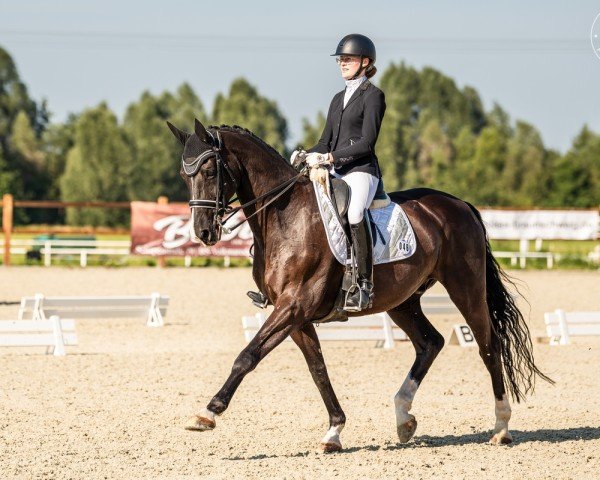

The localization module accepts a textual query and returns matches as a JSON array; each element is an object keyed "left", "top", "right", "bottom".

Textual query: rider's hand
[
  {"left": 305, "top": 152, "right": 332, "bottom": 168},
  {"left": 290, "top": 149, "right": 307, "bottom": 168}
]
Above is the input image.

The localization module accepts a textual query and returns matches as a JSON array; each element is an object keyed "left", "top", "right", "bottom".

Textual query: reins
[
  {"left": 185, "top": 128, "right": 304, "bottom": 236},
  {"left": 217, "top": 173, "right": 303, "bottom": 234}
]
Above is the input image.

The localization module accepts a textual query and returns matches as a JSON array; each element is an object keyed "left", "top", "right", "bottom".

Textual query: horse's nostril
[{"left": 200, "top": 230, "right": 210, "bottom": 242}]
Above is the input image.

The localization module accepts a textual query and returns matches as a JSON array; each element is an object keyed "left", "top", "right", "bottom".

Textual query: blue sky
[{"left": 1, "top": 0, "right": 599, "bottom": 152}]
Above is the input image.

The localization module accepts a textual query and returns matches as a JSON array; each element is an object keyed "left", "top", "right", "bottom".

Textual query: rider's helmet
[
  {"left": 331, "top": 33, "right": 376, "bottom": 62},
  {"left": 331, "top": 34, "right": 377, "bottom": 79}
]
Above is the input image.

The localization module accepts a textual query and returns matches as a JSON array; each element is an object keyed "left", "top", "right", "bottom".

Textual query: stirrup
[
  {"left": 343, "top": 283, "right": 373, "bottom": 312},
  {"left": 247, "top": 291, "right": 268, "bottom": 309}
]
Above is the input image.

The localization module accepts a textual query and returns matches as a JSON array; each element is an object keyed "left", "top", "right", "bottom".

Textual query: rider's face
[{"left": 337, "top": 55, "right": 368, "bottom": 80}]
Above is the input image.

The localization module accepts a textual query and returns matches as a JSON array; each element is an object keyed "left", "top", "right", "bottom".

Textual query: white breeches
[{"left": 333, "top": 171, "right": 379, "bottom": 225}]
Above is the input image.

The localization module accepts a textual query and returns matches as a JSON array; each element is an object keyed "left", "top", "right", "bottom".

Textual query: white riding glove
[
  {"left": 305, "top": 152, "right": 332, "bottom": 168},
  {"left": 290, "top": 149, "right": 307, "bottom": 168}
]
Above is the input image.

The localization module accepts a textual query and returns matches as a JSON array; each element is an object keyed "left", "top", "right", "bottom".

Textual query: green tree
[
  {"left": 0, "top": 149, "right": 17, "bottom": 197},
  {"left": 123, "top": 83, "right": 207, "bottom": 201},
  {"left": 451, "top": 126, "right": 477, "bottom": 197},
  {"left": 41, "top": 114, "right": 78, "bottom": 200},
  {"left": 418, "top": 118, "right": 454, "bottom": 191},
  {"left": 60, "top": 103, "right": 131, "bottom": 226},
  {"left": 376, "top": 62, "right": 487, "bottom": 191},
  {"left": 487, "top": 103, "right": 513, "bottom": 138},
  {"left": 0, "top": 47, "right": 40, "bottom": 154},
  {"left": 463, "top": 126, "right": 508, "bottom": 205},
  {"left": 0, "top": 46, "right": 49, "bottom": 210},
  {"left": 11, "top": 110, "right": 44, "bottom": 168},
  {"left": 547, "top": 126, "right": 600, "bottom": 207},
  {"left": 162, "top": 82, "right": 208, "bottom": 128},
  {"left": 212, "top": 78, "right": 288, "bottom": 154},
  {"left": 499, "top": 121, "right": 548, "bottom": 206}
]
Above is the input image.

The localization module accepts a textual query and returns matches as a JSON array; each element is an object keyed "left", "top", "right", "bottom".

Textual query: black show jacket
[{"left": 307, "top": 80, "right": 386, "bottom": 177}]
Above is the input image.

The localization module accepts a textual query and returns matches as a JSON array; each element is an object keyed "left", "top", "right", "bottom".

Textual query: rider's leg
[
  {"left": 348, "top": 217, "right": 374, "bottom": 309},
  {"left": 343, "top": 172, "right": 379, "bottom": 225},
  {"left": 341, "top": 172, "right": 379, "bottom": 310}
]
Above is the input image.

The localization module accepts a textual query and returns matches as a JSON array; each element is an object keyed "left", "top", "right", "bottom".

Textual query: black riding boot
[{"left": 345, "top": 215, "right": 374, "bottom": 311}]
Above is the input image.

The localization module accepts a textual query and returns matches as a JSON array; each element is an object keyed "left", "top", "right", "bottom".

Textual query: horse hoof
[
  {"left": 320, "top": 440, "right": 343, "bottom": 453},
  {"left": 397, "top": 415, "right": 417, "bottom": 443},
  {"left": 490, "top": 430, "right": 513, "bottom": 445},
  {"left": 185, "top": 414, "right": 216, "bottom": 431}
]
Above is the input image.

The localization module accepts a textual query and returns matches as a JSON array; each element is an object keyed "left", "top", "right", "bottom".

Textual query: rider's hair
[{"left": 364, "top": 59, "right": 377, "bottom": 79}]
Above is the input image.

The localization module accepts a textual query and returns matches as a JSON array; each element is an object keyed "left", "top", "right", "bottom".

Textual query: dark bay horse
[{"left": 168, "top": 119, "right": 552, "bottom": 452}]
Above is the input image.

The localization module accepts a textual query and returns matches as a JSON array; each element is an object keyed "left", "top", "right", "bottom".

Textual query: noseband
[{"left": 183, "top": 128, "right": 304, "bottom": 236}]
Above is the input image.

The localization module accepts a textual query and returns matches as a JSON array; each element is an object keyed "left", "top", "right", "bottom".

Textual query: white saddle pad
[{"left": 312, "top": 180, "right": 417, "bottom": 265}]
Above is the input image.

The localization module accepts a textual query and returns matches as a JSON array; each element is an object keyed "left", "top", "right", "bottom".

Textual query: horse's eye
[{"left": 205, "top": 168, "right": 216, "bottom": 178}]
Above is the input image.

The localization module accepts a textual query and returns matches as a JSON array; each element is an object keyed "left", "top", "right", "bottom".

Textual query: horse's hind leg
[
  {"left": 387, "top": 297, "right": 445, "bottom": 443},
  {"left": 290, "top": 323, "right": 346, "bottom": 452},
  {"left": 440, "top": 275, "right": 512, "bottom": 445}
]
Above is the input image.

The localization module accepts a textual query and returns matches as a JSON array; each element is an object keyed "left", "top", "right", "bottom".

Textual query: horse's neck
[
  {"left": 223, "top": 131, "right": 298, "bottom": 243},
  {"left": 226, "top": 134, "right": 296, "bottom": 200}
]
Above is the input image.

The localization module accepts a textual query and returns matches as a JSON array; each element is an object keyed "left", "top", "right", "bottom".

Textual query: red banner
[{"left": 130, "top": 201, "right": 253, "bottom": 257}]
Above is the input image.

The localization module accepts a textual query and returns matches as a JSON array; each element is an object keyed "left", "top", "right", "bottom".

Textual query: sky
[{"left": 1, "top": 0, "right": 599, "bottom": 153}]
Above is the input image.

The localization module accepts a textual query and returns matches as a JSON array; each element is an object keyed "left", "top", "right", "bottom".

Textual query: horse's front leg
[
  {"left": 185, "top": 295, "right": 298, "bottom": 431},
  {"left": 290, "top": 323, "right": 346, "bottom": 453}
]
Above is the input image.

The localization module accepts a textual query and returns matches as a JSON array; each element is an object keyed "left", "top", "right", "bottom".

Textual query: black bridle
[{"left": 183, "top": 128, "right": 304, "bottom": 237}]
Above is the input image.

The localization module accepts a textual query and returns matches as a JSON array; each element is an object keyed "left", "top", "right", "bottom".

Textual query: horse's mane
[{"left": 210, "top": 124, "right": 287, "bottom": 164}]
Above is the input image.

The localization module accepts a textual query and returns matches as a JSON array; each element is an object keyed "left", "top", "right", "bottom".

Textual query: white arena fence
[
  {"left": 0, "top": 237, "right": 590, "bottom": 269},
  {"left": 243, "top": 294, "right": 461, "bottom": 349},
  {"left": 0, "top": 315, "right": 77, "bottom": 356},
  {"left": 0, "top": 239, "right": 131, "bottom": 267},
  {"left": 493, "top": 238, "right": 556, "bottom": 268},
  {"left": 542, "top": 309, "right": 600, "bottom": 345},
  {"left": 18, "top": 293, "right": 168, "bottom": 327}
]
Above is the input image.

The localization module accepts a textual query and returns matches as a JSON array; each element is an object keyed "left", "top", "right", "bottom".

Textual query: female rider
[{"left": 303, "top": 33, "right": 386, "bottom": 311}]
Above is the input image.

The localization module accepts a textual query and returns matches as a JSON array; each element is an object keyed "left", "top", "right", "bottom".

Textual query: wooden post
[
  {"left": 157, "top": 196, "right": 168, "bottom": 267},
  {"left": 2, "top": 194, "right": 13, "bottom": 266}
]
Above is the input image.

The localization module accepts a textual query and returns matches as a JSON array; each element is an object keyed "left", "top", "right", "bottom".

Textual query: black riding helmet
[{"left": 331, "top": 33, "right": 376, "bottom": 79}]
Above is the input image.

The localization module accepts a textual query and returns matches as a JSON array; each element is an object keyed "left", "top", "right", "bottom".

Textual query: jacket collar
[{"left": 342, "top": 79, "right": 371, "bottom": 110}]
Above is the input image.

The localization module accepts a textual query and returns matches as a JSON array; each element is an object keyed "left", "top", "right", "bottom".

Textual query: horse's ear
[
  {"left": 166, "top": 121, "right": 190, "bottom": 146},
  {"left": 194, "top": 118, "right": 210, "bottom": 143}
]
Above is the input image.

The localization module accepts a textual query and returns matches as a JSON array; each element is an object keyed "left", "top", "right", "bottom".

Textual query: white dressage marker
[
  {"left": 0, "top": 316, "right": 77, "bottom": 356},
  {"left": 420, "top": 294, "right": 460, "bottom": 315},
  {"left": 449, "top": 324, "right": 478, "bottom": 348},
  {"left": 243, "top": 312, "right": 407, "bottom": 349},
  {"left": 543, "top": 309, "right": 600, "bottom": 345},
  {"left": 242, "top": 294, "right": 464, "bottom": 348},
  {"left": 18, "top": 293, "right": 169, "bottom": 327}
]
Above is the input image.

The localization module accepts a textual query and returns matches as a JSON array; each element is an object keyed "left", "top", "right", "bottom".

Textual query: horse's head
[{"left": 167, "top": 119, "right": 237, "bottom": 246}]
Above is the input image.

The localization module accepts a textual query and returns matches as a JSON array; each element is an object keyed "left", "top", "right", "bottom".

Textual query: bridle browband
[{"left": 184, "top": 128, "right": 303, "bottom": 236}]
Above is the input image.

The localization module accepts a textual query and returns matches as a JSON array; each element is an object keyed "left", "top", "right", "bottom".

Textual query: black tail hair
[{"left": 466, "top": 203, "right": 554, "bottom": 402}]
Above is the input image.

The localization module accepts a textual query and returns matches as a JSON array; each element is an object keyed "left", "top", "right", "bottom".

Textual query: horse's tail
[{"left": 466, "top": 202, "right": 554, "bottom": 402}]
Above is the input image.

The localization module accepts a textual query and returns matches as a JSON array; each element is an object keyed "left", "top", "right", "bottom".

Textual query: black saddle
[{"left": 329, "top": 177, "right": 351, "bottom": 236}]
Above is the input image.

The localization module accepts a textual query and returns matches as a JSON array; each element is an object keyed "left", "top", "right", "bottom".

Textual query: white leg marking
[
  {"left": 199, "top": 407, "right": 217, "bottom": 422},
  {"left": 185, "top": 407, "right": 217, "bottom": 431},
  {"left": 321, "top": 423, "right": 344, "bottom": 445},
  {"left": 394, "top": 375, "right": 419, "bottom": 425},
  {"left": 491, "top": 394, "right": 512, "bottom": 444},
  {"left": 494, "top": 394, "right": 511, "bottom": 433},
  {"left": 320, "top": 423, "right": 344, "bottom": 451}
]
